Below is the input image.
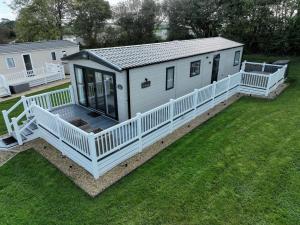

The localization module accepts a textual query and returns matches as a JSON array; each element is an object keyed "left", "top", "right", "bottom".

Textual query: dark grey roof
[
  {"left": 0, "top": 40, "right": 78, "bottom": 54},
  {"left": 64, "top": 37, "right": 243, "bottom": 71}
]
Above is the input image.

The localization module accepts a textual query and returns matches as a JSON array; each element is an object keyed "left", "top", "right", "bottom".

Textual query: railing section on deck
[{"left": 3, "top": 62, "right": 287, "bottom": 179}]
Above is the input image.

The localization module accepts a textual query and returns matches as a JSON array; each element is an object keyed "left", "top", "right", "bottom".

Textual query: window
[
  {"left": 234, "top": 51, "right": 241, "bottom": 66},
  {"left": 190, "top": 60, "right": 201, "bottom": 77},
  {"left": 6, "top": 57, "right": 16, "bottom": 69},
  {"left": 166, "top": 67, "right": 175, "bottom": 90},
  {"left": 51, "top": 52, "right": 56, "bottom": 60}
]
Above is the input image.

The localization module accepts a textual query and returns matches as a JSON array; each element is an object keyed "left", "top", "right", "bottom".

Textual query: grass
[
  {"left": 0, "top": 82, "right": 70, "bottom": 135},
  {"left": 0, "top": 55, "right": 299, "bottom": 224}
]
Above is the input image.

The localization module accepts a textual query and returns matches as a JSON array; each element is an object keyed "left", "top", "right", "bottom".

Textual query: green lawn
[
  {"left": 0, "top": 82, "right": 70, "bottom": 135},
  {"left": 0, "top": 56, "right": 299, "bottom": 224}
]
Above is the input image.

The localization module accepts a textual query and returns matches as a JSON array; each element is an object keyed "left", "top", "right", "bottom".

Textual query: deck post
[
  {"left": 136, "top": 113, "right": 143, "bottom": 152},
  {"left": 12, "top": 117, "right": 23, "bottom": 145},
  {"left": 69, "top": 85, "right": 75, "bottom": 104},
  {"left": 226, "top": 75, "right": 231, "bottom": 100},
  {"left": 241, "top": 60, "right": 246, "bottom": 71},
  {"left": 169, "top": 99, "right": 175, "bottom": 133},
  {"left": 88, "top": 132, "right": 99, "bottom": 179},
  {"left": 193, "top": 89, "right": 198, "bottom": 119},
  {"left": 265, "top": 74, "right": 272, "bottom": 96},
  {"left": 21, "top": 96, "right": 30, "bottom": 119},
  {"left": 46, "top": 93, "right": 52, "bottom": 111},
  {"left": 55, "top": 114, "right": 64, "bottom": 155},
  {"left": 262, "top": 62, "right": 266, "bottom": 72},
  {"left": 2, "top": 110, "right": 12, "bottom": 134}
]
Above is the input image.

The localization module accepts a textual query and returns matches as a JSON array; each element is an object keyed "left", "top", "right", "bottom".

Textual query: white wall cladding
[{"left": 129, "top": 47, "right": 243, "bottom": 116}]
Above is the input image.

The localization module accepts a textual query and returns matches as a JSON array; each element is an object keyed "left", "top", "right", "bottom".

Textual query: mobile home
[
  {"left": 63, "top": 37, "right": 243, "bottom": 122},
  {"left": 0, "top": 40, "right": 79, "bottom": 76}
]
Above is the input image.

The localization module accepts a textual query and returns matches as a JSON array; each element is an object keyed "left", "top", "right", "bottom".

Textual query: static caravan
[
  {"left": 0, "top": 40, "right": 79, "bottom": 76},
  {"left": 63, "top": 37, "right": 243, "bottom": 122}
]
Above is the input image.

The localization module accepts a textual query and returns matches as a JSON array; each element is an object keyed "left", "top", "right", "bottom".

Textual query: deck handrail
[{"left": 1, "top": 63, "right": 287, "bottom": 179}]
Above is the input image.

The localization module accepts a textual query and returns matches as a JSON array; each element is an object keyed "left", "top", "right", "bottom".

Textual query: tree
[
  {"left": 164, "top": 0, "right": 300, "bottom": 54},
  {"left": 15, "top": 0, "right": 60, "bottom": 42},
  {"left": 71, "top": 0, "right": 112, "bottom": 47},
  {"left": 114, "top": 0, "right": 161, "bottom": 45},
  {"left": 0, "top": 19, "right": 16, "bottom": 44},
  {"left": 162, "top": 0, "right": 194, "bottom": 40},
  {"left": 11, "top": 0, "right": 70, "bottom": 40},
  {"left": 163, "top": 0, "right": 223, "bottom": 40}
]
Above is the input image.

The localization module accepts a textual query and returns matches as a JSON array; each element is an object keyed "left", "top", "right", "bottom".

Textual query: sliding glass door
[
  {"left": 95, "top": 72, "right": 106, "bottom": 112},
  {"left": 103, "top": 74, "right": 116, "bottom": 118},
  {"left": 74, "top": 66, "right": 118, "bottom": 120}
]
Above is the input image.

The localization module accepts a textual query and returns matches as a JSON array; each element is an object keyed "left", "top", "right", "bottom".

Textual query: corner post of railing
[
  {"left": 265, "top": 75, "right": 272, "bottom": 97},
  {"left": 169, "top": 99, "right": 175, "bottom": 133},
  {"left": 88, "top": 132, "right": 99, "bottom": 179},
  {"left": 21, "top": 96, "right": 30, "bottom": 119},
  {"left": 212, "top": 81, "right": 217, "bottom": 106},
  {"left": 2, "top": 110, "right": 12, "bottom": 134},
  {"left": 241, "top": 60, "right": 246, "bottom": 71},
  {"left": 69, "top": 85, "right": 75, "bottom": 104},
  {"left": 283, "top": 65, "right": 288, "bottom": 81},
  {"left": 193, "top": 89, "right": 198, "bottom": 119},
  {"left": 262, "top": 62, "right": 266, "bottom": 72},
  {"left": 12, "top": 117, "right": 23, "bottom": 145},
  {"left": 136, "top": 113, "right": 143, "bottom": 152}
]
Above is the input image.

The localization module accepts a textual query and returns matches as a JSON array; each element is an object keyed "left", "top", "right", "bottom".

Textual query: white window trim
[
  {"left": 5, "top": 57, "right": 16, "bottom": 69},
  {"left": 190, "top": 60, "right": 201, "bottom": 77},
  {"left": 234, "top": 51, "right": 241, "bottom": 66},
  {"left": 21, "top": 53, "right": 34, "bottom": 72}
]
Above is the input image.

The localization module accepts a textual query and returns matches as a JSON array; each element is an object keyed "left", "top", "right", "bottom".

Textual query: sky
[{"left": 0, "top": 0, "right": 122, "bottom": 20}]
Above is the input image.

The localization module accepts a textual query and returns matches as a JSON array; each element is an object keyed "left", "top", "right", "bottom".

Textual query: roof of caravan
[
  {"left": 0, "top": 40, "right": 78, "bottom": 54},
  {"left": 63, "top": 37, "right": 243, "bottom": 71}
]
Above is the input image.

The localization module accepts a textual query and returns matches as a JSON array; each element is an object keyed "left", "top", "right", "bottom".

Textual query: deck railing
[
  {"left": 2, "top": 61, "right": 287, "bottom": 179},
  {"left": 0, "top": 63, "right": 65, "bottom": 97}
]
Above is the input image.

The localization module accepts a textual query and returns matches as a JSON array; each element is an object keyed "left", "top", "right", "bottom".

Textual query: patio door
[
  {"left": 22, "top": 54, "right": 33, "bottom": 76},
  {"left": 74, "top": 66, "right": 118, "bottom": 120},
  {"left": 211, "top": 54, "right": 220, "bottom": 83}
]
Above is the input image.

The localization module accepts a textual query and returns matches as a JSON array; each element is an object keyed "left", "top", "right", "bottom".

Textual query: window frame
[
  {"left": 5, "top": 57, "right": 16, "bottom": 69},
  {"left": 190, "top": 60, "right": 201, "bottom": 77},
  {"left": 166, "top": 66, "right": 175, "bottom": 90},
  {"left": 233, "top": 50, "right": 241, "bottom": 66},
  {"left": 51, "top": 52, "right": 57, "bottom": 60}
]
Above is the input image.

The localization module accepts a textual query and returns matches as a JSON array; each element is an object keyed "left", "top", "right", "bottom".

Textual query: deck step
[{"left": 0, "top": 136, "right": 18, "bottom": 150}]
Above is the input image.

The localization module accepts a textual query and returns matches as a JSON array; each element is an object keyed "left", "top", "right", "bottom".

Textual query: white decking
[
  {"left": 51, "top": 104, "right": 117, "bottom": 132},
  {"left": 1, "top": 61, "right": 287, "bottom": 179}
]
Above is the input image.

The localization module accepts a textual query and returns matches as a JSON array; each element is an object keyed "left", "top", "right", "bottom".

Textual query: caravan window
[
  {"left": 51, "top": 52, "right": 57, "bottom": 60},
  {"left": 190, "top": 60, "right": 201, "bottom": 77},
  {"left": 166, "top": 67, "right": 175, "bottom": 90},
  {"left": 6, "top": 57, "right": 16, "bottom": 69},
  {"left": 234, "top": 51, "right": 241, "bottom": 66}
]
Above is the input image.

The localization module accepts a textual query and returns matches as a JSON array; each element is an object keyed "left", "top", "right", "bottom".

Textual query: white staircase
[{"left": 1, "top": 98, "right": 39, "bottom": 150}]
